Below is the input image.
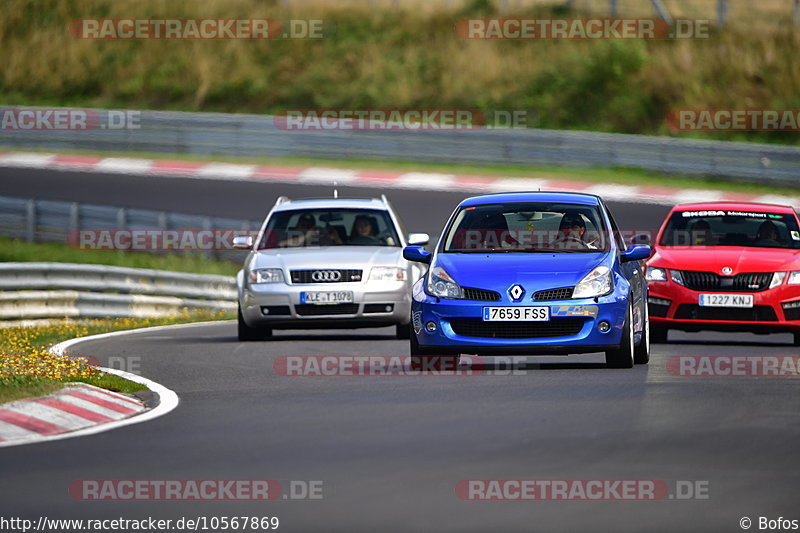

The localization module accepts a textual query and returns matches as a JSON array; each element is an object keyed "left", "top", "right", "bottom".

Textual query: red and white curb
[
  {"left": 0, "top": 322, "right": 207, "bottom": 447},
  {"left": 1, "top": 151, "right": 797, "bottom": 207},
  {"left": 0, "top": 383, "right": 145, "bottom": 445}
]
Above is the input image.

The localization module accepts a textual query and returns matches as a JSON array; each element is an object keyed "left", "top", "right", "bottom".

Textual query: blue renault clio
[{"left": 403, "top": 192, "right": 651, "bottom": 369}]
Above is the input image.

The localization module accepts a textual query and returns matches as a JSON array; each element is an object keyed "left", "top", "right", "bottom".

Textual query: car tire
[
  {"left": 794, "top": 332, "right": 800, "bottom": 347},
  {"left": 651, "top": 325, "right": 668, "bottom": 344},
  {"left": 606, "top": 303, "right": 634, "bottom": 369},
  {"left": 395, "top": 323, "right": 410, "bottom": 339},
  {"left": 409, "top": 330, "right": 458, "bottom": 371},
  {"left": 237, "top": 305, "right": 272, "bottom": 341},
  {"left": 633, "top": 299, "right": 650, "bottom": 365}
]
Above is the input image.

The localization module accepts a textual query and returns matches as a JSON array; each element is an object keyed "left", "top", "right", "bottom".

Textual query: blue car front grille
[
  {"left": 449, "top": 318, "right": 583, "bottom": 339},
  {"left": 533, "top": 287, "right": 574, "bottom": 301},
  {"left": 461, "top": 287, "right": 502, "bottom": 301}
]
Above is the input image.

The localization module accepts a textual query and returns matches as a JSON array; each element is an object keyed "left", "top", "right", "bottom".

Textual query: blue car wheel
[{"left": 605, "top": 302, "right": 634, "bottom": 368}]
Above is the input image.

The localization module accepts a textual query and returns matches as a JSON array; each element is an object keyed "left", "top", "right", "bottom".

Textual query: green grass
[
  {"left": 0, "top": 311, "right": 234, "bottom": 404},
  {"left": 0, "top": 236, "right": 241, "bottom": 276},
  {"left": 1, "top": 0, "right": 799, "bottom": 145},
  {"left": 0, "top": 380, "right": 62, "bottom": 404},
  {"left": 5, "top": 145, "right": 799, "bottom": 199}
]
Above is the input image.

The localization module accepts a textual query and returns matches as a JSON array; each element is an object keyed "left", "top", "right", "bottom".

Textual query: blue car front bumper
[{"left": 411, "top": 281, "right": 630, "bottom": 355}]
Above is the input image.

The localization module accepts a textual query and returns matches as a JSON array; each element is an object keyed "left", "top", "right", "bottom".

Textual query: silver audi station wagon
[{"left": 234, "top": 195, "right": 429, "bottom": 341}]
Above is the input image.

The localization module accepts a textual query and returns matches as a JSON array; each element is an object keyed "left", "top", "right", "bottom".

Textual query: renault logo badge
[{"left": 508, "top": 284, "right": 525, "bottom": 301}]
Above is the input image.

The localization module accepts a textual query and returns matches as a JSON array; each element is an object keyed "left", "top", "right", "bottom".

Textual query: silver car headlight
[
  {"left": 646, "top": 266, "right": 667, "bottom": 282},
  {"left": 369, "top": 266, "right": 407, "bottom": 282},
  {"left": 670, "top": 269, "right": 685, "bottom": 286},
  {"left": 426, "top": 266, "right": 461, "bottom": 299},
  {"left": 573, "top": 266, "right": 612, "bottom": 299},
  {"left": 787, "top": 271, "right": 800, "bottom": 285},
  {"left": 249, "top": 268, "right": 284, "bottom": 284}
]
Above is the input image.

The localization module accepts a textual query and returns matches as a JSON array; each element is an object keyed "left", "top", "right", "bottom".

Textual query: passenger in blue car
[{"left": 468, "top": 211, "right": 519, "bottom": 250}]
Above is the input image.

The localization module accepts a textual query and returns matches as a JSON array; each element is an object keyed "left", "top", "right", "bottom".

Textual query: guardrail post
[
  {"left": 203, "top": 216, "right": 214, "bottom": 260},
  {"left": 69, "top": 202, "right": 80, "bottom": 233},
  {"left": 116, "top": 207, "right": 127, "bottom": 230},
  {"left": 25, "top": 199, "right": 36, "bottom": 242},
  {"left": 650, "top": 0, "right": 673, "bottom": 25},
  {"left": 716, "top": 0, "right": 728, "bottom": 28}
]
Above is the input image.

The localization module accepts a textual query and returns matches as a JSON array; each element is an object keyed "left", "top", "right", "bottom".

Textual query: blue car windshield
[{"left": 441, "top": 202, "right": 610, "bottom": 253}]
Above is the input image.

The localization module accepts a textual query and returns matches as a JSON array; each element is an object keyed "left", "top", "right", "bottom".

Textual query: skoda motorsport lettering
[
  {"left": 403, "top": 192, "right": 651, "bottom": 368},
  {"left": 235, "top": 195, "right": 429, "bottom": 341}
]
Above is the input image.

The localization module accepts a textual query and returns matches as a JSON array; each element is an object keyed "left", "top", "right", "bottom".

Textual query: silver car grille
[{"left": 290, "top": 269, "right": 363, "bottom": 284}]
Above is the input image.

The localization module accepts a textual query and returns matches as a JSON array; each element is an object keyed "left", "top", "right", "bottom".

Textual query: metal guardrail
[
  {"left": 1, "top": 107, "right": 799, "bottom": 187},
  {"left": 0, "top": 263, "right": 236, "bottom": 300},
  {"left": 0, "top": 194, "right": 260, "bottom": 261},
  {"left": 0, "top": 263, "right": 236, "bottom": 320},
  {"left": 0, "top": 193, "right": 249, "bottom": 319}
]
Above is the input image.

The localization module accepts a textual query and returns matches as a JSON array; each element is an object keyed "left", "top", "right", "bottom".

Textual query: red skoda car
[{"left": 646, "top": 202, "right": 800, "bottom": 345}]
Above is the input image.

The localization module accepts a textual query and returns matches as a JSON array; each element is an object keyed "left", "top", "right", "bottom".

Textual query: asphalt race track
[{"left": 1, "top": 167, "right": 799, "bottom": 532}]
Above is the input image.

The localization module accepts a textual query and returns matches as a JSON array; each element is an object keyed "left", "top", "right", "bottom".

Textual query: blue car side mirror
[
  {"left": 403, "top": 246, "right": 432, "bottom": 264},
  {"left": 620, "top": 244, "right": 651, "bottom": 263}
]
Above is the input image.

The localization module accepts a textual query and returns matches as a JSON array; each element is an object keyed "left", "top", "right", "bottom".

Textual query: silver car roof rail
[{"left": 274, "top": 196, "right": 290, "bottom": 206}]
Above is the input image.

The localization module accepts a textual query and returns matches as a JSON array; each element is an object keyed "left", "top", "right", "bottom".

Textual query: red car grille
[
  {"left": 679, "top": 271, "right": 773, "bottom": 292},
  {"left": 674, "top": 304, "right": 778, "bottom": 322}
]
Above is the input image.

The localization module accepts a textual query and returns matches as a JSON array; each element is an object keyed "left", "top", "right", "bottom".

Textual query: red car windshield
[{"left": 659, "top": 209, "right": 800, "bottom": 249}]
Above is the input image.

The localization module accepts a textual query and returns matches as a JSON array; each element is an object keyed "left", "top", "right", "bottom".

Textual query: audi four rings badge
[{"left": 311, "top": 270, "right": 342, "bottom": 282}]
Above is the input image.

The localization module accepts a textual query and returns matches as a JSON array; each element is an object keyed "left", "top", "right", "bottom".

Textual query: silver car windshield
[{"left": 258, "top": 209, "right": 401, "bottom": 249}]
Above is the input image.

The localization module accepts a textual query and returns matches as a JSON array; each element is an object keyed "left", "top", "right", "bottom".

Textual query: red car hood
[{"left": 649, "top": 246, "right": 800, "bottom": 274}]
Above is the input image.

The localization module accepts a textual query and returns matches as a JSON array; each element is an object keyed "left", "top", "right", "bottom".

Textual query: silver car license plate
[{"left": 302, "top": 291, "right": 354, "bottom": 304}]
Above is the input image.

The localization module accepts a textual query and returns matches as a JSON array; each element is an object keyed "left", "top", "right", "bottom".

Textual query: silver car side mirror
[
  {"left": 407, "top": 233, "right": 430, "bottom": 246},
  {"left": 232, "top": 235, "right": 254, "bottom": 249}
]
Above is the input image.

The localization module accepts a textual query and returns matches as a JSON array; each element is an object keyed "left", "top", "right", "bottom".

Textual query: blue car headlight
[
  {"left": 573, "top": 266, "right": 612, "bottom": 299},
  {"left": 426, "top": 266, "right": 462, "bottom": 299}
]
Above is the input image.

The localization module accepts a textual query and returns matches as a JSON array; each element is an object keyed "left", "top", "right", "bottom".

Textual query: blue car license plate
[{"left": 482, "top": 307, "right": 549, "bottom": 321}]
